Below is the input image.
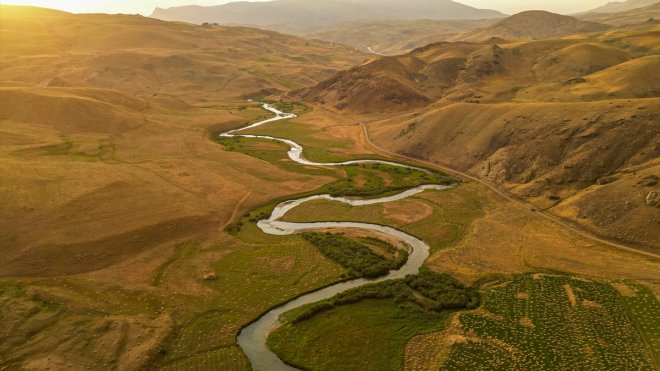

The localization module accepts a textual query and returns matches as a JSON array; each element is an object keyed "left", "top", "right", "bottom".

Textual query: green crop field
[
  {"left": 440, "top": 274, "right": 658, "bottom": 370},
  {"left": 618, "top": 281, "right": 660, "bottom": 368}
]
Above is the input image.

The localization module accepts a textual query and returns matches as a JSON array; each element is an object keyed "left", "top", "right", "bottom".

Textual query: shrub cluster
[
  {"left": 302, "top": 233, "right": 405, "bottom": 278},
  {"left": 291, "top": 270, "right": 480, "bottom": 323}
]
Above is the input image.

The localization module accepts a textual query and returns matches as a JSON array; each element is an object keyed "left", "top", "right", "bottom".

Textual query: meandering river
[{"left": 222, "top": 103, "right": 455, "bottom": 370}]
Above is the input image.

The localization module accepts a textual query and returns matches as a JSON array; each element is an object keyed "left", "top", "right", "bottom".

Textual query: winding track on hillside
[
  {"left": 357, "top": 123, "right": 660, "bottom": 261},
  {"left": 221, "top": 103, "right": 455, "bottom": 370}
]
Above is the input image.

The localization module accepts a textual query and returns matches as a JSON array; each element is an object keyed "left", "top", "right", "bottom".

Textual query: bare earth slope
[{"left": 300, "top": 22, "right": 660, "bottom": 251}]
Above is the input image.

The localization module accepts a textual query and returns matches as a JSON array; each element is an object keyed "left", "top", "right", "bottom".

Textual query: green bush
[
  {"left": 290, "top": 270, "right": 479, "bottom": 323},
  {"left": 302, "top": 233, "right": 403, "bottom": 278}
]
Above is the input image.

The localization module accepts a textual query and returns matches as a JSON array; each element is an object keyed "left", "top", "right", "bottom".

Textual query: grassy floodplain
[
  {"left": 281, "top": 186, "right": 486, "bottom": 253},
  {"left": 213, "top": 133, "right": 453, "bottom": 239},
  {"left": 268, "top": 270, "right": 479, "bottom": 371},
  {"left": 210, "top": 102, "right": 660, "bottom": 371}
]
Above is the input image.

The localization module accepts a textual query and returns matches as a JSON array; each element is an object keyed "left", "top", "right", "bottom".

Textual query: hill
[
  {"left": 0, "top": 9, "right": 368, "bottom": 368},
  {"left": 458, "top": 10, "right": 611, "bottom": 41},
  {"left": 579, "top": 2, "right": 660, "bottom": 25},
  {"left": 299, "top": 25, "right": 660, "bottom": 251},
  {"left": 0, "top": 5, "right": 366, "bottom": 100},
  {"left": 309, "top": 18, "right": 500, "bottom": 55},
  {"left": 297, "top": 24, "right": 658, "bottom": 112},
  {"left": 2, "top": 4, "right": 659, "bottom": 371},
  {"left": 151, "top": 0, "right": 505, "bottom": 35},
  {"left": 582, "top": 0, "right": 659, "bottom": 13}
]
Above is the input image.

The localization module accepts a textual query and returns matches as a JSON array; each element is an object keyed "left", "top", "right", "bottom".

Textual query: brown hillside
[
  {"left": 302, "top": 25, "right": 660, "bottom": 250},
  {"left": 0, "top": 6, "right": 370, "bottom": 278},
  {"left": 0, "top": 5, "right": 367, "bottom": 99},
  {"left": 299, "top": 25, "right": 659, "bottom": 112},
  {"left": 309, "top": 18, "right": 500, "bottom": 55},
  {"left": 459, "top": 10, "right": 611, "bottom": 41},
  {"left": 369, "top": 99, "right": 660, "bottom": 251}
]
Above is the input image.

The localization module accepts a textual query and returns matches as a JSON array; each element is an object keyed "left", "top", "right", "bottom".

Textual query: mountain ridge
[
  {"left": 150, "top": 0, "right": 505, "bottom": 35},
  {"left": 583, "top": 0, "right": 659, "bottom": 14}
]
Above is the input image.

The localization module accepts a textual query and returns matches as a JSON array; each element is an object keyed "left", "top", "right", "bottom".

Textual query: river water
[{"left": 222, "top": 103, "right": 455, "bottom": 370}]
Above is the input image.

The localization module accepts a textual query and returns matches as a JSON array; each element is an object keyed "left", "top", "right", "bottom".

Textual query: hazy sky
[
  {"left": 0, "top": 0, "right": 612, "bottom": 15},
  {"left": 0, "top": 0, "right": 268, "bottom": 14}
]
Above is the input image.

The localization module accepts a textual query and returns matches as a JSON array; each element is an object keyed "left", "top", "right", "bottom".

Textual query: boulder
[
  {"left": 646, "top": 191, "right": 660, "bottom": 208},
  {"left": 203, "top": 273, "right": 218, "bottom": 281},
  {"left": 548, "top": 194, "right": 561, "bottom": 201}
]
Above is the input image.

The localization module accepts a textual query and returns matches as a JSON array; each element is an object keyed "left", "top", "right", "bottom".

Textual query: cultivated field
[{"left": 418, "top": 274, "right": 659, "bottom": 370}]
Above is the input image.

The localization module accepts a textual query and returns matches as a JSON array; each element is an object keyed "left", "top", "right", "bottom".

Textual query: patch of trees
[
  {"left": 291, "top": 269, "right": 480, "bottom": 323},
  {"left": 302, "top": 233, "right": 406, "bottom": 278}
]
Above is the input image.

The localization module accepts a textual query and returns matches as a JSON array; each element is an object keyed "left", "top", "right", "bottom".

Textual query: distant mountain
[
  {"left": 458, "top": 11, "right": 611, "bottom": 41},
  {"left": 309, "top": 18, "right": 500, "bottom": 55},
  {"left": 580, "top": 2, "right": 660, "bottom": 25},
  {"left": 151, "top": 0, "right": 505, "bottom": 35},
  {"left": 583, "top": 0, "right": 658, "bottom": 13}
]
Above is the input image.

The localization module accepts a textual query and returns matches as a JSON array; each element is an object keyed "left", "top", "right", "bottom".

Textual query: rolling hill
[
  {"left": 0, "top": 5, "right": 366, "bottom": 100},
  {"left": 458, "top": 10, "right": 611, "bottom": 41},
  {"left": 2, "top": 4, "right": 659, "bottom": 371},
  {"left": 151, "top": 0, "right": 505, "bottom": 35},
  {"left": 299, "top": 23, "right": 660, "bottom": 251},
  {"left": 0, "top": 6, "right": 373, "bottom": 369}
]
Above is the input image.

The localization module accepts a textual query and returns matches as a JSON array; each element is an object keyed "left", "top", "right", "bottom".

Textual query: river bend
[{"left": 223, "top": 103, "right": 455, "bottom": 371}]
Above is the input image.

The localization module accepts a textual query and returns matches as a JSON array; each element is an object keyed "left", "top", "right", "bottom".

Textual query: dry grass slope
[{"left": 301, "top": 23, "right": 660, "bottom": 251}]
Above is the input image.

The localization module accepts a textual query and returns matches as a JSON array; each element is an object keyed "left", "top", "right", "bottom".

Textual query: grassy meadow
[{"left": 269, "top": 270, "right": 479, "bottom": 370}]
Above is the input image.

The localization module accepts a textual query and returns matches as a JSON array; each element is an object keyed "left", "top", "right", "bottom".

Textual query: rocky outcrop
[{"left": 646, "top": 191, "right": 660, "bottom": 207}]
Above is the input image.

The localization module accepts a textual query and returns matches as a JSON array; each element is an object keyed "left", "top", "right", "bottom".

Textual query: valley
[{"left": 1, "top": 1, "right": 659, "bottom": 370}]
